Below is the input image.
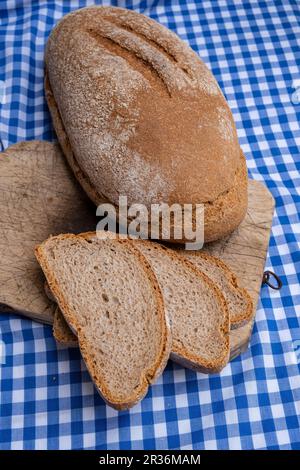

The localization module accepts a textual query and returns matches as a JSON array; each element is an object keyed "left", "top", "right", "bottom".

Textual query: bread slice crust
[
  {"left": 53, "top": 306, "right": 78, "bottom": 347},
  {"left": 35, "top": 232, "right": 172, "bottom": 410},
  {"left": 179, "top": 250, "right": 253, "bottom": 329},
  {"left": 52, "top": 247, "right": 252, "bottom": 347}
]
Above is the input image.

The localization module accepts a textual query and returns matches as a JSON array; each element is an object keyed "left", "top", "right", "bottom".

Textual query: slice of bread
[
  {"left": 35, "top": 233, "right": 171, "bottom": 410},
  {"left": 179, "top": 251, "right": 253, "bottom": 329},
  {"left": 134, "top": 241, "right": 230, "bottom": 373},
  {"left": 49, "top": 234, "right": 230, "bottom": 373}
]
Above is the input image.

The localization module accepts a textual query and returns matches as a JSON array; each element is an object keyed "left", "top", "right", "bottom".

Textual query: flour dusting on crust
[
  {"left": 46, "top": 6, "right": 240, "bottom": 209},
  {"left": 217, "top": 106, "right": 234, "bottom": 142}
]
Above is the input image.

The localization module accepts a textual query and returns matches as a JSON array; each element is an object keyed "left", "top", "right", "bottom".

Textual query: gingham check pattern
[{"left": 0, "top": 0, "right": 299, "bottom": 450}]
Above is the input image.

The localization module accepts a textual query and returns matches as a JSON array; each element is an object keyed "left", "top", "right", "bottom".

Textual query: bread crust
[
  {"left": 53, "top": 306, "right": 78, "bottom": 347},
  {"left": 179, "top": 250, "right": 253, "bottom": 328},
  {"left": 35, "top": 232, "right": 172, "bottom": 410},
  {"left": 45, "top": 6, "right": 247, "bottom": 243}
]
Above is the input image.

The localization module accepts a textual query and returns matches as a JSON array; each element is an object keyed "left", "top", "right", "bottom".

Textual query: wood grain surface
[
  {"left": 204, "top": 180, "right": 275, "bottom": 359},
  {"left": 0, "top": 141, "right": 97, "bottom": 324},
  {"left": 0, "top": 141, "right": 274, "bottom": 360}
]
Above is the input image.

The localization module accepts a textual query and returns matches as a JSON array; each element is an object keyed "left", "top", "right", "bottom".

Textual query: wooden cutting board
[
  {"left": 0, "top": 141, "right": 274, "bottom": 359},
  {"left": 204, "top": 186, "right": 275, "bottom": 359}
]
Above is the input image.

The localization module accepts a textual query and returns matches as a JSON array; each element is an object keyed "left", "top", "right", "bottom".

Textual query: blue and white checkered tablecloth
[{"left": 0, "top": 0, "right": 300, "bottom": 450}]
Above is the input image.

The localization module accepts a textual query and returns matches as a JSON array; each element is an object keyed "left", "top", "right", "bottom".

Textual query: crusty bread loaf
[
  {"left": 35, "top": 233, "right": 172, "bottom": 410},
  {"left": 45, "top": 6, "right": 247, "bottom": 243},
  {"left": 178, "top": 250, "right": 253, "bottom": 328},
  {"left": 48, "top": 233, "right": 230, "bottom": 373}
]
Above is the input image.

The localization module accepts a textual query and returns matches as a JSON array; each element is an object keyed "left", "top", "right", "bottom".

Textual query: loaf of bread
[{"left": 45, "top": 6, "right": 248, "bottom": 242}]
